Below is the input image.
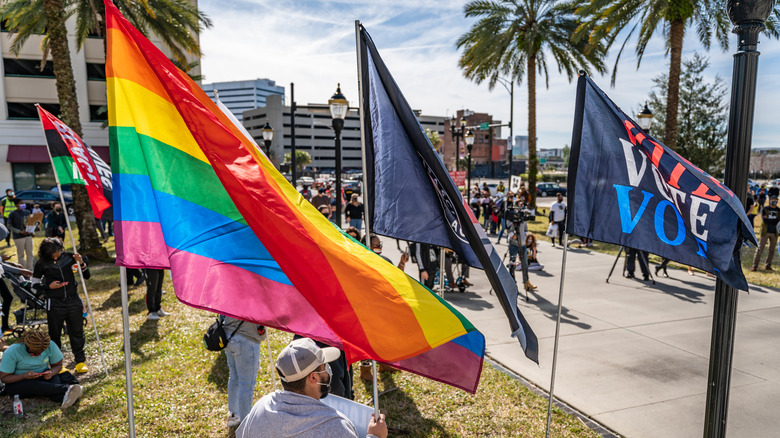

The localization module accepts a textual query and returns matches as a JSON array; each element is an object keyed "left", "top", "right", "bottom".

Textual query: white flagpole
[
  {"left": 545, "top": 232, "right": 569, "bottom": 437},
  {"left": 355, "top": 19, "right": 380, "bottom": 418},
  {"left": 120, "top": 267, "right": 136, "bottom": 437},
  {"left": 38, "top": 108, "right": 109, "bottom": 377},
  {"left": 265, "top": 330, "right": 276, "bottom": 391},
  {"left": 438, "top": 248, "right": 445, "bottom": 297}
]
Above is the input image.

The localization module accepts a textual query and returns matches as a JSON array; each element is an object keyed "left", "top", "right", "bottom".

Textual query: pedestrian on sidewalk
[
  {"left": 625, "top": 248, "right": 650, "bottom": 281},
  {"left": 549, "top": 193, "right": 566, "bottom": 247},
  {"left": 751, "top": 195, "right": 779, "bottom": 271}
]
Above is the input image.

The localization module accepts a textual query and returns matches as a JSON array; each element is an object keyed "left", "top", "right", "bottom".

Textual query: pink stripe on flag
[
  {"left": 167, "top": 248, "right": 343, "bottom": 346},
  {"left": 114, "top": 221, "right": 170, "bottom": 269},
  {"left": 393, "top": 341, "right": 484, "bottom": 393}
]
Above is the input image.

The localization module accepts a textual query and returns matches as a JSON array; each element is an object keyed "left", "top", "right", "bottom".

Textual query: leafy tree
[
  {"left": 574, "top": 0, "right": 780, "bottom": 151},
  {"left": 457, "top": 0, "right": 607, "bottom": 208},
  {"left": 562, "top": 144, "right": 570, "bottom": 166},
  {"left": 425, "top": 129, "right": 442, "bottom": 152},
  {"left": 284, "top": 150, "right": 312, "bottom": 174},
  {"left": 0, "top": 0, "right": 210, "bottom": 259},
  {"left": 646, "top": 54, "right": 727, "bottom": 176}
]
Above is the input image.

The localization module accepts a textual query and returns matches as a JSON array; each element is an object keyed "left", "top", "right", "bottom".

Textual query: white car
[{"left": 299, "top": 176, "right": 314, "bottom": 186}]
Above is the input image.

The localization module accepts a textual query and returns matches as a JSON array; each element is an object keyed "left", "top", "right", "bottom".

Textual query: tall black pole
[
  {"left": 333, "top": 118, "right": 344, "bottom": 228},
  {"left": 703, "top": 1, "right": 774, "bottom": 436},
  {"left": 508, "top": 81, "right": 514, "bottom": 178},
  {"left": 290, "top": 82, "right": 297, "bottom": 188}
]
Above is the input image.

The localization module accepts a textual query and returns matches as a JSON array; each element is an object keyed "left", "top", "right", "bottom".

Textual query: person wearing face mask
[
  {"left": 751, "top": 195, "right": 779, "bottom": 271},
  {"left": 8, "top": 198, "right": 34, "bottom": 270},
  {"left": 2, "top": 188, "right": 17, "bottom": 247},
  {"left": 237, "top": 338, "right": 388, "bottom": 438},
  {"left": 45, "top": 202, "right": 68, "bottom": 239}
]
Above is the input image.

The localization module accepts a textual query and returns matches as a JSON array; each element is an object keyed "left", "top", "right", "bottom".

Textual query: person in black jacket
[
  {"left": 45, "top": 202, "right": 68, "bottom": 239},
  {"left": 32, "top": 238, "right": 90, "bottom": 374},
  {"left": 415, "top": 242, "right": 439, "bottom": 290}
]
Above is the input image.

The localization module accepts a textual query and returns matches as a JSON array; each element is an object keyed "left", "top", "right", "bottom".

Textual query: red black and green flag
[{"left": 36, "top": 105, "right": 112, "bottom": 219}]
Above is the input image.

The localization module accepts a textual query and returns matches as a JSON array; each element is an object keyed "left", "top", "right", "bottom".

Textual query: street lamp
[
  {"left": 261, "top": 119, "right": 273, "bottom": 156},
  {"left": 496, "top": 77, "right": 515, "bottom": 179},
  {"left": 450, "top": 116, "right": 468, "bottom": 171},
  {"left": 636, "top": 103, "right": 653, "bottom": 131},
  {"left": 329, "top": 84, "right": 349, "bottom": 228},
  {"left": 465, "top": 129, "right": 475, "bottom": 203}
]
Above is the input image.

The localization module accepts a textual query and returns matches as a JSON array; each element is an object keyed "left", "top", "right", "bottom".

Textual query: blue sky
[{"left": 198, "top": 0, "right": 780, "bottom": 150}]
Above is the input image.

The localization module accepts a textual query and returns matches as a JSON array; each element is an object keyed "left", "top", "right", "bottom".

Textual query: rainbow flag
[{"left": 104, "top": 0, "right": 484, "bottom": 392}]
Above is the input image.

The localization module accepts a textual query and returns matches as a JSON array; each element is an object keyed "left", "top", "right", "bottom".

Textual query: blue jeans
[
  {"left": 496, "top": 219, "right": 506, "bottom": 242},
  {"left": 349, "top": 218, "right": 362, "bottom": 232},
  {"left": 225, "top": 333, "right": 261, "bottom": 420}
]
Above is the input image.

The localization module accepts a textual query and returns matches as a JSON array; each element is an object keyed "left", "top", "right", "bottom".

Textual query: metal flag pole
[
  {"left": 355, "top": 19, "right": 380, "bottom": 418},
  {"left": 38, "top": 109, "right": 109, "bottom": 377},
  {"left": 545, "top": 232, "right": 569, "bottom": 437},
  {"left": 438, "top": 248, "right": 446, "bottom": 297},
  {"left": 265, "top": 330, "right": 277, "bottom": 391},
  {"left": 119, "top": 267, "right": 136, "bottom": 437},
  {"left": 704, "top": 1, "right": 773, "bottom": 436}
]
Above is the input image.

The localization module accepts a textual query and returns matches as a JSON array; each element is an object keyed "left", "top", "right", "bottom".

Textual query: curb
[{"left": 486, "top": 356, "right": 622, "bottom": 438}]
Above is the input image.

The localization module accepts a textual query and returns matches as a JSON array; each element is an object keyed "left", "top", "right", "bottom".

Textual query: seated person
[
  {"left": 0, "top": 330, "right": 82, "bottom": 409},
  {"left": 237, "top": 337, "right": 387, "bottom": 438},
  {"left": 525, "top": 234, "right": 544, "bottom": 270}
]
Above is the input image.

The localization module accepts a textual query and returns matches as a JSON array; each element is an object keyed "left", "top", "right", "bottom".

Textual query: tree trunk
[
  {"left": 527, "top": 55, "right": 538, "bottom": 209},
  {"left": 42, "top": 0, "right": 108, "bottom": 261},
  {"left": 664, "top": 19, "right": 685, "bottom": 151}
]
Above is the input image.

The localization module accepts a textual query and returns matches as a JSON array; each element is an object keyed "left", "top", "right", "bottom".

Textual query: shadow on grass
[
  {"left": 99, "top": 288, "right": 147, "bottom": 316},
  {"left": 130, "top": 318, "right": 159, "bottom": 359},
  {"left": 207, "top": 351, "right": 229, "bottom": 392},
  {"left": 366, "top": 371, "right": 451, "bottom": 437}
]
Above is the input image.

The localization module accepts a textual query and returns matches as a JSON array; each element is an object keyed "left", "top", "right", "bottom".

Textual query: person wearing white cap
[{"left": 236, "top": 337, "right": 387, "bottom": 438}]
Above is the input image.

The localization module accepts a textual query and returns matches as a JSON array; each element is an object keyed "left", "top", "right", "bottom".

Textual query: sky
[{"left": 197, "top": 0, "right": 780, "bottom": 151}]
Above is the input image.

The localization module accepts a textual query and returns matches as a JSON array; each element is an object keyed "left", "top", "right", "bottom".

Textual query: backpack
[{"left": 203, "top": 316, "right": 243, "bottom": 351}]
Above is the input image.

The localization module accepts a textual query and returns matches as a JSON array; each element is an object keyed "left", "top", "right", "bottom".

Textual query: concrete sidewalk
[{"left": 383, "top": 237, "right": 780, "bottom": 438}]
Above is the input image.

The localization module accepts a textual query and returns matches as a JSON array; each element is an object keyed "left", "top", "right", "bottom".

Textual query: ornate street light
[
  {"left": 261, "top": 119, "right": 273, "bottom": 156},
  {"left": 329, "top": 84, "right": 349, "bottom": 228},
  {"left": 465, "top": 129, "right": 475, "bottom": 203},
  {"left": 636, "top": 103, "right": 653, "bottom": 131}
]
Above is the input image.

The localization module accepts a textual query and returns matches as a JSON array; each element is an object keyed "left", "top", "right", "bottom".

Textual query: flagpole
[
  {"left": 438, "top": 248, "right": 445, "bottom": 297},
  {"left": 120, "top": 266, "right": 137, "bottom": 438},
  {"left": 265, "top": 330, "right": 276, "bottom": 391},
  {"left": 37, "top": 104, "right": 109, "bottom": 378},
  {"left": 355, "top": 19, "right": 381, "bottom": 418},
  {"left": 545, "top": 232, "right": 569, "bottom": 438}
]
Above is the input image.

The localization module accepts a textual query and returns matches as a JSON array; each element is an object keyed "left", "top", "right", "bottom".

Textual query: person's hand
[
  {"left": 73, "top": 254, "right": 83, "bottom": 263},
  {"left": 49, "top": 280, "right": 68, "bottom": 289},
  {"left": 367, "top": 413, "right": 388, "bottom": 438},
  {"left": 1, "top": 254, "right": 10, "bottom": 261},
  {"left": 20, "top": 269, "right": 32, "bottom": 277},
  {"left": 40, "top": 370, "right": 52, "bottom": 380},
  {"left": 400, "top": 251, "right": 410, "bottom": 264},
  {"left": 58, "top": 227, "right": 63, "bottom": 233},
  {"left": 24, "top": 371, "right": 40, "bottom": 380},
  {"left": 421, "top": 271, "right": 429, "bottom": 281}
]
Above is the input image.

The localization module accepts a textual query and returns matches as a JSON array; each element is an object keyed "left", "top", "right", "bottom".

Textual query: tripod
[{"left": 606, "top": 246, "right": 655, "bottom": 285}]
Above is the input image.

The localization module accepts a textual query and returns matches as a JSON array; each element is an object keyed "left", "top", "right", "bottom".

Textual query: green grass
[{"left": 0, "top": 234, "right": 601, "bottom": 437}]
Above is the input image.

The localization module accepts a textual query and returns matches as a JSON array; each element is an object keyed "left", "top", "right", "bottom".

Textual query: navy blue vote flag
[
  {"left": 567, "top": 75, "right": 757, "bottom": 291},
  {"left": 358, "top": 24, "right": 538, "bottom": 363}
]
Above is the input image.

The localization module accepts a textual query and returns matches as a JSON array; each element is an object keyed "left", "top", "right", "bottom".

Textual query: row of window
[
  {"left": 2, "top": 58, "right": 105, "bottom": 81},
  {"left": 7, "top": 102, "right": 107, "bottom": 122}
]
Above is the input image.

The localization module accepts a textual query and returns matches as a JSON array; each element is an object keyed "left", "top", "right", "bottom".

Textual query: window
[
  {"left": 89, "top": 105, "right": 107, "bottom": 122},
  {"left": 86, "top": 63, "right": 106, "bottom": 81},
  {"left": 12, "top": 163, "right": 56, "bottom": 191},
  {"left": 7, "top": 102, "right": 60, "bottom": 120},
  {"left": 3, "top": 58, "right": 55, "bottom": 78}
]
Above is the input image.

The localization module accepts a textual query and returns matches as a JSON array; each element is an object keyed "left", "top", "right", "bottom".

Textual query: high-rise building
[
  {"left": 243, "top": 94, "right": 446, "bottom": 171},
  {"left": 202, "top": 79, "right": 284, "bottom": 121},
  {"left": 514, "top": 135, "right": 529, "bottom": 157},
  {"left": 0, "top": 18, "right": 200, "bottom": 191}
]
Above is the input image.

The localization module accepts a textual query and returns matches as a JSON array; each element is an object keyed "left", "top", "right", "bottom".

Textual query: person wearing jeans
[
  {"left": 223, "top": 317, "right": 266, "bottom": 427},
  {"left": 144, "top": 269, "right": 169, "bottom": 320}
]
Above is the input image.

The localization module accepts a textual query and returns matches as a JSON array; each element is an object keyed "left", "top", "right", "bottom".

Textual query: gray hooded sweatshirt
[{"left": 236, "top": 390, "right": 359, "bottom": 437}]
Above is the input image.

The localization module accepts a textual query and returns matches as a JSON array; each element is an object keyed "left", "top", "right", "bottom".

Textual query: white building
[{"left": 202, "top": 78, "right": 284, "bottom": 121}]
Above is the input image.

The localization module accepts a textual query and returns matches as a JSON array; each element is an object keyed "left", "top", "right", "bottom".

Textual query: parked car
[
  {"left": 343, "top": 181, "right": 362, "bottom": 198},
  {"left": 536, "top": 182, "right": 567, "bottom": 197},
  {"left": 50, "top": 184, "right": 73, "bottom": 199},
  {"left": 4, "top": 190, "right": 74, "bottom": 215},
  {"left": 299, "top": 176, "right": 314, "bottom": 186}
]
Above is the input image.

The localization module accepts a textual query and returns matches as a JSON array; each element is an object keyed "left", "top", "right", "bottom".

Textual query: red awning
[{"left": 6, "top": 145, "right": 110, "bottom": 164}]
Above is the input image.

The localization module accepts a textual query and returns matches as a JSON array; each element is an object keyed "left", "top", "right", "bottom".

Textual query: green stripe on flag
[{"left": 51, "top": 155, "right": 85, "bottom": 186}]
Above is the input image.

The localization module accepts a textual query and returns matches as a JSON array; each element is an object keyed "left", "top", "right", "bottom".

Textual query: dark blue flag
[
  {"left": 568, "top": 75, "right": 757, "bottom": 291},
  {"left": 358, "top": 24, "right": 538, "bottom": 363}
]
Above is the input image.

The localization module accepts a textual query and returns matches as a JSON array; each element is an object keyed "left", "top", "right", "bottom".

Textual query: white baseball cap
[{"left": 276, "top": 338, "right": 340, "bottom": 382}]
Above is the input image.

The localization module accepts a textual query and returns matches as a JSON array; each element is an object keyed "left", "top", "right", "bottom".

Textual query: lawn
[{"left": 0, "top": 234, "right": 601, "bottom": 438}]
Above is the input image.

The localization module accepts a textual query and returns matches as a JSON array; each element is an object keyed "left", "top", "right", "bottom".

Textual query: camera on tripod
[{"left": 505, "top": 207, "right": 535, "bottom": 224}]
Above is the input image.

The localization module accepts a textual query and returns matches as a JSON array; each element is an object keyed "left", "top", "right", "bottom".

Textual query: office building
[
  {"left": 442, "top": 109, "right": 506, "bottom": 170},
  {"left": 243, "top": 94, "right": 446, "bottom": 171},
  {"left": 202, "top": 78, "right": 284, "bottom": 121}
]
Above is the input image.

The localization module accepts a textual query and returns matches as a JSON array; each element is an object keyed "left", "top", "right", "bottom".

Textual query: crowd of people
[{"left": 746, "top": 185, "right": 780, "bottom": 271}]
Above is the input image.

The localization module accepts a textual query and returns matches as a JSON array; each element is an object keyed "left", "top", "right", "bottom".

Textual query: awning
[{"left": 7, "top": 145, "right": 110, "bottom": 164}]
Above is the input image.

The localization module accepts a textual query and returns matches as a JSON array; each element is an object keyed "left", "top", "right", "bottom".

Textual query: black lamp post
[
  {"left": 636, "top": 103, "right": 653, "bottom": 131},
  {"left": 261, "top": 119, "right": 273, "bottom": 157},
  {"left": 465, "top": 129, "right": 475, "bottom": 204},
  {"left": 450, "top": 116, "right": 467, "bottom": 170},
  {"left": 329, "top": 84, "right": 349, "bottom": 228},
  {"left": 704, "top": 1, "right": 774, "bottom": 437}
]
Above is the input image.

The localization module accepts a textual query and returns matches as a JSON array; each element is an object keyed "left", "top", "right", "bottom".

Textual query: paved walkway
[{"left": 383, "top": 237, "right": 780, "bottom": 438}]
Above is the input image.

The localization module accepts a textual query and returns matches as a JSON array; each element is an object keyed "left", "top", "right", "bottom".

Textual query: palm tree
[
  {"left": 0, "top": 0, "right": 210, "bottom": 259},
  {"left": 573, "top": 0, "right": 780, "bottom": 151},
  {"left": 457, "top": 0, "right": 607, "bottom": 208}
]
